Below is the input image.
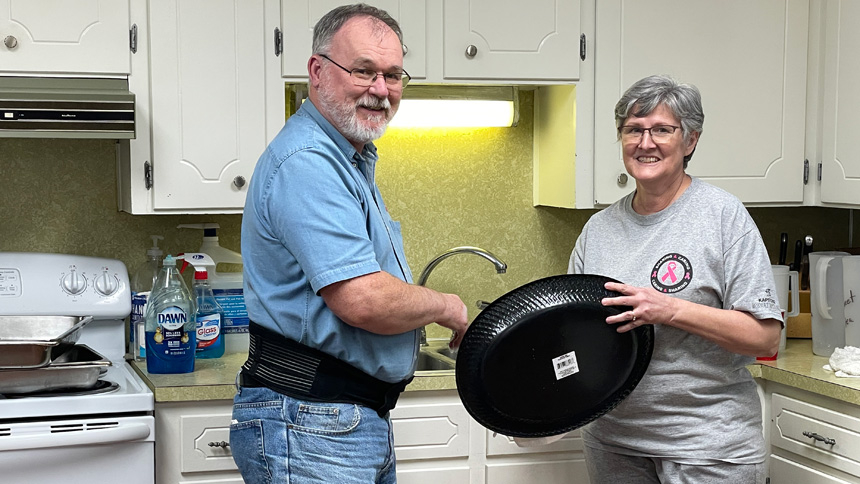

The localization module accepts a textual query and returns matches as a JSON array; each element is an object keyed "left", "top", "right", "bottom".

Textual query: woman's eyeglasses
[{"left": 618, "top": 125, "right": 680, "bottom": 142}]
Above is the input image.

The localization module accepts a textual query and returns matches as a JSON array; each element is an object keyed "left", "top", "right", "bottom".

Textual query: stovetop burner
[{"left": 0, "top": 379, "right": 120, "bottom": 399}]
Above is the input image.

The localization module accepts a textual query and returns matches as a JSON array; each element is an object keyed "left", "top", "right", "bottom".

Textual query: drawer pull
[
  {"left": 802, "top": 431, "right": 836, "bottom": 446},
  {"left": 208, "top": 440, "right": 230, "bottom": 448}
]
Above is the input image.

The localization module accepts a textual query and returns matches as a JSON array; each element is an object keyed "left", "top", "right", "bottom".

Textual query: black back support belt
[{"left": 240, "top": 322, "right": 412, "bottom": 417}]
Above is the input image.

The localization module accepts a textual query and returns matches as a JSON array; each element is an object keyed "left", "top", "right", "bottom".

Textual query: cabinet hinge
[
  {"left": 818, "top": 161, "right": 822, "bottom": 182},
  {"left": 803, "top": 159, "right": 809, "bottom": 185},
  {"left": 129, "top": 24, "right": 137, "bottom": 54},
  {"left": 274, "top": 27, "right": 282, "bottom": 57},
  {"left": 144, "top": 161, "right": 152, "bottom": 190},
  {"left": 580, "top": 34, "right": 586, "bottom": 61}
]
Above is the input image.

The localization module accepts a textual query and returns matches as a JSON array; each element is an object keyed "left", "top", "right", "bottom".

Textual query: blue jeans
[{"left": 230, "top": 384, "right": 397, "bottom": 483}]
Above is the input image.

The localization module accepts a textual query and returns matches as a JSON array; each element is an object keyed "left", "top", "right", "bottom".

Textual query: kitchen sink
[
  {"left": 415, "top": 346, "right": 456, "bottom": 373},
  {"left": 433, "top": 346, "right": 458, "bottom": 360}
]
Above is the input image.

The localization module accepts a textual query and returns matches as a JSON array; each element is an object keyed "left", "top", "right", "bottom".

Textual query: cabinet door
[
  {"left": 391, "top": 393, "right": 471, "bottom": 461},
  {"left": 442, "top": 0, "right": 580, "bottom": 81},
  {"left": 485, "top": 457, "right": 589, "bottom": 484},
  {"left": 0, "top": 0, "right": 130, "bottom": 75},
  {"left": 593, "top": 0, "right": 808, "bottom": 206},
  {"left": 819, "top": 1, "right": 860, "bottom": 205},
  {"left": 280, "top": 1, "right": 427, "bottom": 80},
  {"left": 145, "top": 0, "right": 281, "bottom": 211}
]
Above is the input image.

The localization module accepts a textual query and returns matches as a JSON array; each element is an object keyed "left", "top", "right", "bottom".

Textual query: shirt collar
[{"left": 301, "top": 100, "right": 378, "bottom": 162}]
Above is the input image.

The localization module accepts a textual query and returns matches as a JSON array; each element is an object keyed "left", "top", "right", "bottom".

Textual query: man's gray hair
[
  {"left": 312, "top": 3, "right": 403, "bottom": 55},
  {"left": 614, "top": 75, "right": 705, "bottom": 167}
]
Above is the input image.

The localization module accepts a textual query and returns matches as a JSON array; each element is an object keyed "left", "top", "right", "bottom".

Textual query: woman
[{"left": 570, "top": 75, "right": 782, "bottom": 483}]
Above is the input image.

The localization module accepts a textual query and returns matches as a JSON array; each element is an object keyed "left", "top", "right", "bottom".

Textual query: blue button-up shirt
[{"left": 241, "top": 101, "right": 418, "bottom": 383}]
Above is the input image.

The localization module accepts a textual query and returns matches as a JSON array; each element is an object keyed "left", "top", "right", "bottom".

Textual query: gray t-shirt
[{"left": 570, "top": 177, "right": 782, "bottom": 465}]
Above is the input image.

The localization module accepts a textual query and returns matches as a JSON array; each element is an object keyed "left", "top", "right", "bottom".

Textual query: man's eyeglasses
[
  {"left": 319, "top": 54, "right": 411, "bottom": 90},
  {"left": 618, "top": 125, "right": 681, "bottom": 142}
]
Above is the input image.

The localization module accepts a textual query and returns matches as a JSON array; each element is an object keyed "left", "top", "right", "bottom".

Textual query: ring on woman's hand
[{"left": 631, "top": 315, "right": 637, "bottom": 322}]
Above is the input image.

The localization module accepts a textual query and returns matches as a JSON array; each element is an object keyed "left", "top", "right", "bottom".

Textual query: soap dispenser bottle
[
  {"left": 130, "top": 235, "right": 163, "bottom": 361},
  {"left": 145, "top": 255, "right": 197, "bottom": 374}
]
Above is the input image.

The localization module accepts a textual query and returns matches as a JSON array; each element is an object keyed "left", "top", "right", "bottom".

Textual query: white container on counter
[{"left": 809, "top": 251, "right": 850, "bottom": 357}]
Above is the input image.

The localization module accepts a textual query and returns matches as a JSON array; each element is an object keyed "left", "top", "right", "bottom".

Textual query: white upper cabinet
[
  {"left": 120, "top": 0, "right": 284, "bottom": 214},
  {"left": 279, "top": 0, "right": 580, "bottom": 84},
  {"left": 442, "top": 0, "right": 580, "bottom": 82},
  {"left": 819, "top": 1, "right": 860, "bottom": 206},
  {"left": 280, "top": 1, "right": 427, "bottom": 80},
  {"left": 592, "top": 0, "right": 809, "bottom": 206},
  {"left": 0, "top": 0, "right": 130, "bottom": 75}
]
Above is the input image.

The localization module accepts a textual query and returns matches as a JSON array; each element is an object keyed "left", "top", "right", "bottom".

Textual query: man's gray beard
[{"left": 317, "top": 88, "right": 397, "bottom": 145}]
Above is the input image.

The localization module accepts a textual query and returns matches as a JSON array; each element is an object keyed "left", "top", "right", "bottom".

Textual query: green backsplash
[{"left": 0, "top": 90, "right": 855, "bottom": 338}]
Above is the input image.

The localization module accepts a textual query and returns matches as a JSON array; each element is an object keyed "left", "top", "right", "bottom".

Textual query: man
[{"left": 231, "top": 4, "right": 469, "bottom": 483}]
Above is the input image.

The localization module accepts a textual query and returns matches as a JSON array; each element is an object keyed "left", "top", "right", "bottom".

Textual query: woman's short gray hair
[
  {"left": 312, "top": 3, "right": 403, "bottom": 55},
  {"left": 615, "top": 75, "right": 705, "bottom": 166}
]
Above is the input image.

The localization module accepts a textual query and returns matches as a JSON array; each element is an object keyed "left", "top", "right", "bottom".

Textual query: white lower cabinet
[
  {"left": 154, "top": 400, "right": 242, "bottom": 484},
  {"left": 484, "top": 431, "right": 589, "bottom": 484},
  {"left": 392, "top": 390, "right": 590, "bottom": 483},
  {"left": 154, "top": 391, "right": 589, "bottom": 483},
  {"left": 392, "top": 390, "right": 473, "bottom": 483},
  {"left": 767, "top": 383, "right": 860, "bottom": 483}
]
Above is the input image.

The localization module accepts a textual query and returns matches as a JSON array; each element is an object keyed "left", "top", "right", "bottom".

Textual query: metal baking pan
[
  {"left": 0, "top": 315, "right": 94, "bottom": 368},
  {"left": 0, "top": 344, "right": 111, "bottom": 395}
]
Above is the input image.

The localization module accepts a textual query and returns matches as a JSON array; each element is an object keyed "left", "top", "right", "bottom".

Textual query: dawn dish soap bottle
[
  {"left": 130, "top": 235, "right": 163, "bottom": 361},
  {"left": 187, "top": 253, "right": 226, "bottom": 359},
  {"left": 145, "top": 255, "right": 197, "bottom": 374}
]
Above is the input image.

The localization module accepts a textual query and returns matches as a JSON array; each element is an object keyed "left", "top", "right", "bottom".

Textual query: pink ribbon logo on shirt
[
  {"left": 661, "top": 262, "right": 678, "bottom": 283},
  {"left": 650, "top": 253, "right": 693, "bottom": 294}
]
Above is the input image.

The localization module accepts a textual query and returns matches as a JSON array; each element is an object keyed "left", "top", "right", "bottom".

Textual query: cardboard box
[
  {"left": 786, "top": 313, "right": 812, "bottom": 338},
  {"left": 786, "top": 290, "right": 811, "bottom": 339},
  {"left": 796, "top": 289, "right": 810, "bottom": 313}
]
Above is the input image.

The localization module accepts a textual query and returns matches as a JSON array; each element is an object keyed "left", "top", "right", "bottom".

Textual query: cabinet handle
[
  {"left": 208, "top": 440, "right": 230, "bottom": 448},
  {"left": 465, "top": 45, "right": 477, "bottom": 58},
  {"left": 233, "top": 175, "right": 246, "bottom": 189},
  {"left": 617, "top": 173, "right": 629, "bottom": 186},
  {"left": 802, "top": 431, "right": 836, "bottom": 446},
  {"left": 3, "top": 35, "right": 17, "bottom": 49},
  {"left": 402, "top": 44, "right": 409, "bottom": 56}
]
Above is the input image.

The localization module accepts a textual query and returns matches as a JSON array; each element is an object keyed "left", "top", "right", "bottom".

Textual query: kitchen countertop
[
  {"left": 130, "top": 339, "right": 860, "bottom": 405},
  {"left": 130, "top": 352, "right": 456, "bottom": 403},
  {"left": 750, "top": 338, "right": 860, "bottom": 405}
]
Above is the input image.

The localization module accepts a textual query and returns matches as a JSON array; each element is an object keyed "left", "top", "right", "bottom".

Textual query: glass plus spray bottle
[{"left": 185, "top": 253, "right": 226, "bottom": 359}]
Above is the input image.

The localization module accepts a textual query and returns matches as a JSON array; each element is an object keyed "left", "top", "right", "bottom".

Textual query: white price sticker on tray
[{"left": 552, "top": 350, "right": 579, "bottom": 380}]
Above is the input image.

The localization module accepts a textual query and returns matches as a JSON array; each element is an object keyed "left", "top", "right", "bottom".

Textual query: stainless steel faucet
[{"left": 417, "top": 246, "right": 507, "bottom": 345}]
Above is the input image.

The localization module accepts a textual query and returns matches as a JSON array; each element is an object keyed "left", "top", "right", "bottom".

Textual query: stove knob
[
  {"left": 61, "top": 271, "right": 87, "bottom": 295},
  {"left": 94, "top": 271, "right": 120, "bottom": 296}
]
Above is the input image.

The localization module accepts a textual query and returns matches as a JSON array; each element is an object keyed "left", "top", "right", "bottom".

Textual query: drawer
[
  {"left": 486, "top": 429, "right": 584, "bottom": 456},
  {"left": 180, "top": 413, "right": 237, "bottom": 473},
  {"left": 769, "top": 454, "right": 854, "bottom": 484},
  {"left": 771, "top": 393, "right": 860, "bottom": 478}
]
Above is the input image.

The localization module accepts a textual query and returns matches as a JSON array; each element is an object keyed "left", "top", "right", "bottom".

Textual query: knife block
[{"left": 786, "top": 289, "right": 812, "bottom": 339}]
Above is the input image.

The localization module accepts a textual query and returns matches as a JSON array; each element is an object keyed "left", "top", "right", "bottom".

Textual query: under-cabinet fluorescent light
[
  {"left": 285, "top": 85, "right": 519, "bottom": 129},
  {"left": 391, "top": 86, "right": 518, "bottom": 128}
]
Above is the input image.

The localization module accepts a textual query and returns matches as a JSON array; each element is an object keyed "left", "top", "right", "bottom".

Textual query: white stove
[{"left": 0, "top": 252, "right": 154, "bottom": 484}]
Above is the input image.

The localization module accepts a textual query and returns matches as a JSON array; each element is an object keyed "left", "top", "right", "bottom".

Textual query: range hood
[{"left": 0, "top": 77, "right": 134, "bottom": 139}]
